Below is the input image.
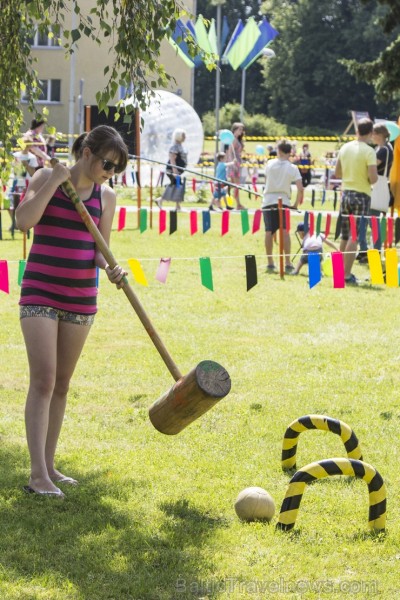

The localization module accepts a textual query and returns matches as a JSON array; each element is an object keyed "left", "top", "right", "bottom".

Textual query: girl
[
  {"left": 16, "top": 125, "right": 128, "bottom": 498},
  {"left": 225, "top": 122, "right": 246, "bottom": 210}
]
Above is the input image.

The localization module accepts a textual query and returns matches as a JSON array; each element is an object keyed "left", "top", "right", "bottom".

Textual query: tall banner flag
[
  {"left": 222, "top": 19, "right": 244, "bottom": 62},
  {"left": 168, "top": 19, "right": 196, "bottom": 68},
  {"left": 240, "top": 18, "right": 279, "bottom": 70},
  {"left": 224, "top": 17, "right": 261, "bottom": 70}
]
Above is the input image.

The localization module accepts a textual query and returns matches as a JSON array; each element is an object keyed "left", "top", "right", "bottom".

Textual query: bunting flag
[
  {"left": 316, "top": 213, "right": 322, "bottom": 236},
  {"left": 199, "top": 257, "right": 213, "bottom": 291},
  {"left": 304, "top": 211, "right": 309, "bottom": 234},
  {"left": 367, "top": 250, "right": 384, "bottom": 285},
  {"left": 224, "top": 17, "right": 261, "bottom": 70},
  {"left": 349, "top": 215, "right": 357, "bottom": 241},
  {"left": 390, "top": 129, "right": 400, "bottom": 209},
  {"left": 311, "top": 190, "right": 315, "bottom": 207},
  {"left": 0, "top": 260, "right": 9, "bottom": 294},
  {"left": 396, "top": 217, "right": 400, "bottom": 244},
  {"left": 325, "top": 213, "right": 331, "bottom": 237},
  {"left": 245, "top": 255, "right": 257, "bottom": 291},
  {"left": 332, "top": 252, "right": 345, "bottom": 288},
  {"left": 241, "top": 209, "right": 249, "bottom": 235},
  {"left": 118, "top": 207, "right": 126, "bottom": 232},
  {"left": 155, "top": 258, "right": 171, "bottom": 284},
  {"left": 358, "top": 215, "right": 366, "bottom": 246},
  {"left": 170, "top": 211, "right": 177, "bottom": 235},
  {"left": 334, "top": 214, "right": 341, "bottom": 240},
  {"left": 221, "top": 210, "right": 229, "bottom": 236},
  {"left": 385, "top": 248, "right": 398, "bottom": 287},
  {"left": 388, "top": 217, "right": 394, "bottom": 246},
  {"left": 252, "top": 209, "right": 262, "bottom": 233},
  {"left": 380, "top": 217, "right": 387, "bottom": 244},
  {"left": 192, "top": 178, "right": 197, "bottom": 192},
  {"left": 139, "top": 208, "right": 147, "bottom": 233},
  {"left": 371, "top": 216, "right": 379, "bottom": 245},
  {"left": 128, "top": 259, "right": 149, "bottom": 286},
  {"left": 322, "top": 254, "right": 333, "bottom": 277},
  {"left": 240, "top": 17, "right": 279, "bottom": 70},
  {"left": 0, "top": 211, "right": 2, "bottom": 240},
  {"left": 18, "top": 259, "right": 26, "bottom": 286},
  {"left": 190, "top": 210, "right": 198, "bottom": 235},
  {"left": 159, "top": 210, "right": 166, "bottom": 234},
  {"left": 202, "top": 210, "right": 211, "bottom": 233},
  {"left": 96, "top": 266, "right": 99, "bottom": 288},
  {"left": 309, "top": 212, "right": 314, "bottom": 236},
  {"left": 308, "top": 253, "right": 321, "bottom": 289}
]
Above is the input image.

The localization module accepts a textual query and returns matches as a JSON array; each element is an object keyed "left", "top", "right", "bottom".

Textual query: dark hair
[
  {"left": 357, "top": 118, "right": 373, "bottom": 136},
  {"left": 296, "top": 222, "right": 305, "bottom": 232},
  {"left": 30, "top": 118, "right": 46, "bottom": 130},
  {"left": 373, "top": 123, "right": 390, "bottom": 140},
  {"left": 277, "top": 139, "right": 292, "bottom": 155},
  {"left": 72, "top": 125, "right": 128, "bottom": 171}
]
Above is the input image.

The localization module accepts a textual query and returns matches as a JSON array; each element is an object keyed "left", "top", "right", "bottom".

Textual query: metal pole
[
  {"left": 214, "top": 3, "right": 222, "bottom": 174},
  {"left": 240, "top": 68, "right": 246, "bottom": 123}
]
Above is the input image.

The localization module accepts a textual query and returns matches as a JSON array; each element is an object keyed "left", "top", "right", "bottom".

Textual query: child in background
[
  {"left": 210, "top": 151, "right": 233, "bottom": 211},
  {"left": 293, "top": 222, "right": 338, "bottom": 275}
]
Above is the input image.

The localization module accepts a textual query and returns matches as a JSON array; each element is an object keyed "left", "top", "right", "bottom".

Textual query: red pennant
[
  {"left": 117, "top": 207, "right": 126, "bottom": 231},
  {"left": 309, "top": 211, "right": 314, "bottom": 236},
  {"left": 285, "top": 208, "right": 290, "bottom": 232},
  {"left": 252, "top": 209, "right": 262, "bottom": 233},
  {"left": 221, "top": 210, "right": 229, "bottom": 236},
  {"left": 331, "top": 252, "right": 345, "bottom": 288},
  {"left": 349, "top": 215, "right": 357, "bottom": 241},
  {"left": 190, "top": 210, "right": 198, "bottom": 235},
  {"left": 0, "top": 260, "right": 9, "bottom": 294},
  {"left": 325, "top": 213, "right": 331, "bottom": 237},
  {"left": 388, "top": 217, "right": 394, "bottom": 246},
  {"left": 159, "top": 209, "right": 166, "bottom": 234},
  {"left": 192, "top": 178, "right": 196, "bottom": 192},
  {"left": 371, "top": 216, "right": 379, "bottom": 244}
]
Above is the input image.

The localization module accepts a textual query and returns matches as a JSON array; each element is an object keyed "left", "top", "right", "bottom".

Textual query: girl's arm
[{"left": 15, "top": 162, "right": 70, "bottom": 232}]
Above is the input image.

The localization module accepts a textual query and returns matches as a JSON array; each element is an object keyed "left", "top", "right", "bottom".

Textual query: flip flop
[
  {"left": 53, "top": 476, "right": 78, "bottom": 485},
  {"left": 23, "top": 485, "right": 65, "bottom": 498}
]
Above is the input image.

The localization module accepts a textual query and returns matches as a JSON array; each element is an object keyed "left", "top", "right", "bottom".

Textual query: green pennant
[
  {"left": 18, "top": 259, "right": 26, "bottom": 286},
  {"left": 241, "top": 209, "right": 250, "bottom": 235},
  {"left": 316, "top": 212, "right": 322, "bottom": 236},
  {"left": 199, "top": 257, "right": 213, "bottom": 291},
  {"left": 380, "top": 217, "right": 387, "bottom": 243},
  {"left": 140, "top": 208, "right": 147, "bottom": 233}
]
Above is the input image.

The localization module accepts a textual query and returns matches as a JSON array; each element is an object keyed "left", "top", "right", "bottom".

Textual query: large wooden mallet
[{"left": 59, "top": 175, "right": 231, "bottom": 434}]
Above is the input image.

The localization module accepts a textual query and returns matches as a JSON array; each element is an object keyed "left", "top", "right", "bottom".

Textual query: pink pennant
[
  {"left": 309, "top": 211, "right": 314, "bottom": 236},
  {"left": 159, "top": 210, "right": 166, "bottom": 234},
  {"left": 192, "top": 178, "right": 197, "bottom": 192},
  {"left": 325, "top": 213, "right": 331, "bottom": 237},
  {"left": 117, "top": 207, "right": 126, "bottom": 231},
  {"left": 331, "top": 252, "right": 345, "bottom": 288},
  {"left": 371, "top": 217, "right": 379, "bottom": 244},
  {"left": 221, "top": 210, "right": 230, "bottom": 236},
  {"left": 0, "top": 260, "right": 9, "bottom": 294},
  {"left": 190, "top": 210, "right": 198, "bottom": 235},
  {"left": 387, "top": 217, "right": 394, "bottom": 246},
  {"left": 155, "top": 258, "right": 171, "bottom": 284},
  {"left": 285, "top": 208, "right": 290, "bottom": 232},
  {"left": 252, "top": 209, "right": 262, "bottom": 234},
  {"left": 349, "top": 215, "right": 357, "bottom": 241}
]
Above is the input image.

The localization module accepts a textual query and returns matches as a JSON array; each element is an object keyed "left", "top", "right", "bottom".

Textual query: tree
[
  {"left": 0, "top": 0, "right": 205, "bottom": 181},
  {"left": 261, "top": 0, "right": 397, "bottom": 132},
  {"left": 343, "top": 0, "right": 400, "bottom": 102}
]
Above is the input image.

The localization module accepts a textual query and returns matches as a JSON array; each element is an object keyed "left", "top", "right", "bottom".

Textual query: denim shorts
[{"left": 20, "top": 305, "right": 95, "bottom": 326}]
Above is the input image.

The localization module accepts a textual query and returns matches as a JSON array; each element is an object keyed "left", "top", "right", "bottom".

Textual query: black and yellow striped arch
[
  {"left": 281, "top": 415, "right": 363, "bottom": 471},
  {"left": 276, "top": 458, "right": 386, "bottom": 533}
]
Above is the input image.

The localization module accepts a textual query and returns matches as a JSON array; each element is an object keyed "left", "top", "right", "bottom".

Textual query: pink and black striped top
[{"left": 20, "top": 184, "right": 102, "bottom": 314}]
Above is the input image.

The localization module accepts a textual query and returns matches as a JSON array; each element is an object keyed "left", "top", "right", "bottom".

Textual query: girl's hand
[
  {"left": 105, "top": 264, "right": 127, "bottom": 289},
  {"left": 51, "top": 162, "right": 71, "bottom": 187}
]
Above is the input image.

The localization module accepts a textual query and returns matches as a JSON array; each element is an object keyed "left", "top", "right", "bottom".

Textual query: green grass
[{"left": 1, "top": 192, "right": 400, "bottom": 599}]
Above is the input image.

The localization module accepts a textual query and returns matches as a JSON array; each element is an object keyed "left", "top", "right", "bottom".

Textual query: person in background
[
  {"left": 335, "top": 118, "right": 378, "bottom": 283},
  {"left": 225, "top": 122, "right": 246, "bottom": 210},
  {"left": 23, "top": 118, "right": 51, "bottom": 168},
  {"left": 16, "top": 125, "right": 128, "bottom": 498},
  {"left": 155, "top": 128, "right": 187, "bottom": 211},
  {"left": 293, "top": 222, "right": 338, "bottom": 275},
  {"left": 262, "top": 139, "right": 304, "bottom": 274},
  {"left": 298, "top": 143, "right": 313, "bottom": 187},
  {"left": 210, "top": 151, "right": 234, "bottom": 210}
]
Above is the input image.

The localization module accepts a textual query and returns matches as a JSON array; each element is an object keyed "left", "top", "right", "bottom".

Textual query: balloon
[
  {"left": 255, "top": 144, "right": 265, "bottom": 155},
  {"left": 385, "top": 121, "right": 400, "bottom": 142},
  {"left": 219, "top": 129, "right": 234, "bottom": 145}
]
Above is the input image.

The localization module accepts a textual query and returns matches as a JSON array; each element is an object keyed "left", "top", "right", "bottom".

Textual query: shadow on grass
[{"left": 0, "top": 442, "right": 224, "bottom": 600}]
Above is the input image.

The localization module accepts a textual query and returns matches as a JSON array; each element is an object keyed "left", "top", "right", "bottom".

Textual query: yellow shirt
[{"left": 338, "top": 140, "right": 377, "bottom": 195}]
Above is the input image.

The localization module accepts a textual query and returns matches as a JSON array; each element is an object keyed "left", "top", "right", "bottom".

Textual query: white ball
[{"left": 234, "top": 487, "right": 275, "bottom": 522}]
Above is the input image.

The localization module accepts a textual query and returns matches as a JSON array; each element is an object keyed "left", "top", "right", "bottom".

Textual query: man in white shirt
[{"left": 263, "top": 140, "right": 304, "bottom": 273}]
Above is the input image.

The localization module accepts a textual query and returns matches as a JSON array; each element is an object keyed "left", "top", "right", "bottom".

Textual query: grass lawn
[{"left": 0, "top": 189, "right": 399, "bottom": 599}]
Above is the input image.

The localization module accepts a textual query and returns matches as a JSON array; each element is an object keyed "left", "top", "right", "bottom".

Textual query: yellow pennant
[
  {"left": 367, "top": 249, "right": 384, "bottom": 285},
  {"left": 225, "top": 195, "right": 234, "bottom": 208},
  {"left": 128, "top": 259, "right": 148, "bottom": 286},
  {"left": 385, "top": 248, "right": 398, "bottom": 287}
]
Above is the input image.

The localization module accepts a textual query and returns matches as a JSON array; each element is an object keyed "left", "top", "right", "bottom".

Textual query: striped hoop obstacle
[
  {"left": 281, "top": 415, "right": 363, "bottom": 471},
  {"left": 276, "top": 458, "right": 387, "bottom": 533}
]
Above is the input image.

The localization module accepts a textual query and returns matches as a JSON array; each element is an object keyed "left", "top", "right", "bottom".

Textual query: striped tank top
[{"left": 20, "top": 184, "right": 102, "bottom": 314}]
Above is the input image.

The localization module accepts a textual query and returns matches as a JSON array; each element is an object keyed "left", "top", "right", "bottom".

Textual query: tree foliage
[{"left": 0, "top": 0, "right": 200, "bottom": 181}]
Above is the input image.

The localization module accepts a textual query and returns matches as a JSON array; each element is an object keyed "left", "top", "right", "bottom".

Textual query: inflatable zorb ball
[{"left": 140, "top": 90, "right": 204, "bottom": 168}]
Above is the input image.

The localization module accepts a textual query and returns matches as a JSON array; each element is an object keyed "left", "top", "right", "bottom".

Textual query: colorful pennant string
[
  {"left": 118, "top": 207, "right": 126, "bottom": 232},
  {"left": 155, "top": 258, "right": 171, "bottom": 284},
  {"left": 128, "top": 258, "right": 149, "bottom": 286},
  {"left": 199, "top": 257, "right": 213, "bottom": 291},
  {"left": 245, "top": 254, "right": 257, "bottom": 291}
]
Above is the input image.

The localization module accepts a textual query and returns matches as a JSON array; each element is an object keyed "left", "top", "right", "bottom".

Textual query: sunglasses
[{"left": 93, "top": 153, "right": 124, "bottom": 174}]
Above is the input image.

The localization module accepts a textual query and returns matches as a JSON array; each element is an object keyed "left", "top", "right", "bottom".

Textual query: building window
[
  {"left": 21, "top": 79, "right": 61, "bottom": 103},
  {"left": 28, "top": 28, "right": 61, "bottom": 48}
]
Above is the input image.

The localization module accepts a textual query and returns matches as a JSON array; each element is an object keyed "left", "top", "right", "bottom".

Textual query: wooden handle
[{"left": 60, "top": 176, "right": 182, "bottom": 382}]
